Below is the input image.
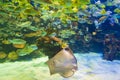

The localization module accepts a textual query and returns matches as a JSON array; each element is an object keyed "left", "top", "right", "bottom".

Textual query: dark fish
[
  {"left": 30, "top": 0, "right": 35, "bottom": 7},
  {"left": 46, "top": 47, "right": 78, "bottom": 78},
  {"left": 29, "top": 0, "right": 40, "bottom": 10},
  {"left": 2, "top": 0, "right": 12, "bottom": 2},
  {"left": 109, "top": 17, "right": 115, "bottom": 26}
]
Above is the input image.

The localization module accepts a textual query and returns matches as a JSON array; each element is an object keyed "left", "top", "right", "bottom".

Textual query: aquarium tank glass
[{"left": 0, "top": 0, "right": 120, "bottom": 80}]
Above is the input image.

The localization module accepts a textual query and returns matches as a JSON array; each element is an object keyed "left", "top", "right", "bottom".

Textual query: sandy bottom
[{"left": 0, "top": 52, "right": 120, "bottom": 80}]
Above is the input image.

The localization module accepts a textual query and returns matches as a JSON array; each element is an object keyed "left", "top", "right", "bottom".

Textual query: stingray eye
[{"left": 65, "top": 48, "right": 70, "bottom": 51}]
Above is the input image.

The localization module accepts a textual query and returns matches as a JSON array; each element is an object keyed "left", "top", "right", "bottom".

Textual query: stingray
[{"left": 46, "top": 47, "right": 78, "bottom": 78}]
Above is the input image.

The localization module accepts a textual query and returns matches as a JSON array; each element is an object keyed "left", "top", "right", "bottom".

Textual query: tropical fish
[
  {"left": 94, "top": 16, "right": 108, "bottom": 29},
  {"left": 108, "top": 15, "right": 119, "bottom": 26},
  {"left": 30, "top": 0, "right": 35, "bottom": 7},
  {"left": 94, "top": 0, "right": 101, "bottom": 5},
  {"left": 46, "top": 47, "right": 78, "bottom": 78},
  {"left": 92, "top": 10, "right": 103, "bottom": 17},
  {"left": 106, "top": 10, "right": 112, "bottom": 15},
  {"left": 100, "top": 9, "right": 106, "bottom": 15},
  {"left": 29, "top": 0, "right": 40, "bottom": 10},
  {"left": 109, "top": 17, "right": 115, "bottom": 26},
  {"left": 94, "top": 20, "right": 100, "bottom": 29},
  {"left": 98, "top": 16, "right": 108, "bottom": 23},
  {"left": 78, "top": 10, "right": 91, "bottom": 16}
]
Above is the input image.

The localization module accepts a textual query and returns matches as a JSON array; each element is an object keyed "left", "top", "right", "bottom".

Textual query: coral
[
  {"left": 0, "top": 0, "right": 90, "bottom": 54},
  {"left": 100, "top": 9, "right": 106, "bottom": 15},
  {"left": 13, "top": 44, "right": 25, "bottom": 49},
  {"left": 72, "top": 7, "right": 78, "bottom": 12},
  {"left": 0, "top": 52, "right": 7, "bottom": 59},
  {"left": 2, "top": 39, "right": 11, "bottom": 45},
  {"left": 80, "top": 5, "right": 88, "bottom": 10},
  {"left": 8, "top": 51, "right": 18, "bottom": 60},
  {"left": 9, "top": 39, "right": 26, "bottom": 48},
  {"left": 59, "top": 42, "right": 68, "bottom": 48},
  {"left": 114, "top": 8, "right": 120, "bottom": 14},
  {"left": 24, "top": 30, "right": 42, "bottom": 37},
  {"left": 16, "top": 44, "right": 38, "bottom": 56},
  {"left": 59, "top": 30, "right": 76, "bottom": 39}
]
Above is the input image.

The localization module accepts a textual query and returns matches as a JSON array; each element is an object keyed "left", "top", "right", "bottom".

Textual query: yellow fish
[{"left": 46, "top": 47, "right": 78, "bottom": 78}]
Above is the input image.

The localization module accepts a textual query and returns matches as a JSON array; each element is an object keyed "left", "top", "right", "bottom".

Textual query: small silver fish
[{"left": 46, "top": 47, "right": 78, "bottom": 78}]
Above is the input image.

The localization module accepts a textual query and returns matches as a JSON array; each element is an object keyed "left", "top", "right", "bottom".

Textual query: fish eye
[{"left": 65, "top": 48, "right": 70, "bottom": 51}]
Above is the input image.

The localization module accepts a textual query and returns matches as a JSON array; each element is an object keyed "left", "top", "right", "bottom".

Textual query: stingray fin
[
  {"left": 46, "top": 59, "right": 56, "bottom": 75},
  {"left": 59, "top": 70, "right": 74, "bottom": 78}
]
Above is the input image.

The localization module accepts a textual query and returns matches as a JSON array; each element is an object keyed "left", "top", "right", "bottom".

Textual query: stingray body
[{"left": 46, "top": 47, "right": 78, "bottom": 78}]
